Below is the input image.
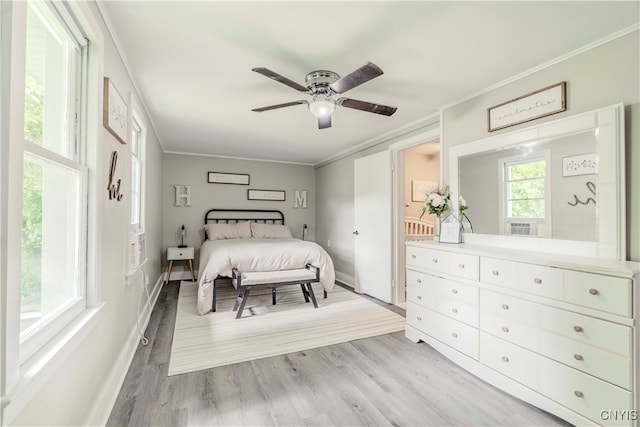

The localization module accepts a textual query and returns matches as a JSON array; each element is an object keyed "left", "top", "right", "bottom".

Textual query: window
[
  {"left": 500, "top": 152, "right": 550, "bottom": 237},
  {"left": 20, "top": 0, "right": 88, "bottom": 360},
  {"left": 130, "top": 116, "right": 144, "bottom": 233}
]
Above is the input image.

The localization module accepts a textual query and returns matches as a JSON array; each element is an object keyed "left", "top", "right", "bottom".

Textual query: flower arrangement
[{"left": 419, "top": 185, "right": 450, "bottom": 219}]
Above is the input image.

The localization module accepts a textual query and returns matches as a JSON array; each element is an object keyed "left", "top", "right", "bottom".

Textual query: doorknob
[{"left": 353, "top": 230, "right": 359, "bottom": 235}]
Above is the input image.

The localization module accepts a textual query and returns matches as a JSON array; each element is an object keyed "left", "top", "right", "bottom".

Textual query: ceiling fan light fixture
[{"left": 308, "top": 96, "right": 335, "bottom": 118}]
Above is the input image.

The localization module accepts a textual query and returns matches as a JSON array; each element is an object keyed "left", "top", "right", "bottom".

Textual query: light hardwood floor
[{"left": 107, "top": 281, "right": 572, "bottom": 426}]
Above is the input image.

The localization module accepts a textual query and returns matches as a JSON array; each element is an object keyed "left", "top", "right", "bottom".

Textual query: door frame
[{"left": 390, "top": 128, "right": 442, "bottom": 305}]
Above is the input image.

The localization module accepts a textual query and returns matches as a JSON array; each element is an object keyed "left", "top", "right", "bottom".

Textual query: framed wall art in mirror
[{"left": 449, "top": 103, "right": 625, "bottom": 260}]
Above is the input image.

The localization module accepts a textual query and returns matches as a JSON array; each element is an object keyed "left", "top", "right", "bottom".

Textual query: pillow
[
  {"left": 250, "top": 222, "right": 293, "bottom": 239},
  {"left": 204, "top": 221, "right": 251, "bottom": 240}
]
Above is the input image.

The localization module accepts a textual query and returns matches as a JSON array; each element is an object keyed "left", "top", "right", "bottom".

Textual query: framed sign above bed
[
  {"left": 248, "top": 189, "right": 286, "bottom": 201},
  {"left": 207, "top": 172, "right": 250, "bottom": 185}
]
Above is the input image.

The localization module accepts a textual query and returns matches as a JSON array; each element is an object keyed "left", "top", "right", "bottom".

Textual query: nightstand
[{"left": 166, "top": 246, "right": 195, "bottom": 284}]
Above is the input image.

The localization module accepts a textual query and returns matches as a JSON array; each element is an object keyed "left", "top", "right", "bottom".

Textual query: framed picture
[
  {"left": 439, "top": 215, "right": 462, "bottom": 244},
  {"left": 207, "top": 172, "right": 250, "bottom": 185},
  {"left": 487, "top": 82, "right": 566, "bottom": 132},
  {"left": 411, "top": 180, "right": 438, "bottom": 202},
  {"left": 247, "top": 189, "right": 286, "bottom": 201},
  {"left": 103, "top": 77, "right": 128, "bottom": 144}
]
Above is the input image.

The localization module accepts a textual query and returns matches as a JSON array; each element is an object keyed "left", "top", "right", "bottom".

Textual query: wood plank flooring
[{"left": 107, "top": 281, "right": 572, "bottom": 426}]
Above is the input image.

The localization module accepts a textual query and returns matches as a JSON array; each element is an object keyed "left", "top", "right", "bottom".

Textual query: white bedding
[{"left": 196, "top": 238, "right": 336, "bottom": 315}]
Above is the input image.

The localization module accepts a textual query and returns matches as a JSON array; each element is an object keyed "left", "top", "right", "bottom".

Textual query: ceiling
[{"left": 100, "top": 1, "right": 639, "bottom": 165}]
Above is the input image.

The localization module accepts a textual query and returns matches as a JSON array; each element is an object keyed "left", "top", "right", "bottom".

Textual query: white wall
[
  {"left": 162, "top": 153, "right": 315, "bottom": 276},
  {"left": 441, "top": 31, "right": 639, "bottom": 260},
  {"left": 2, "top": 2, "right": 164, "bottom": 425},
  {"left": 315, "top": 122, "right": 440, "bottom": 285},
  {"left": 404, "top": 150, "right": 440, "bottom": 219}
]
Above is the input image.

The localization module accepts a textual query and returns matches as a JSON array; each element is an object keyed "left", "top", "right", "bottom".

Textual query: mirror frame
[{"left": 449, "top": 103, "right": 625, "bottom": 260}]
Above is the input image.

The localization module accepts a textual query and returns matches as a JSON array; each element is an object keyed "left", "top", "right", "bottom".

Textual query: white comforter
[{"left": 196, "top": 238, "right": 336, "bottom": 315}]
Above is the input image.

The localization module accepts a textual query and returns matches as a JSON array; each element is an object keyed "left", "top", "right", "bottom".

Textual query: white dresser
[{"left": 405, "top": 241, "right": 640, "bottom": 426}]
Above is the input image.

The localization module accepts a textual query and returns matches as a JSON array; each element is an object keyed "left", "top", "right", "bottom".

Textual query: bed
[
  {"left": 405, "top": 216, "right": 434, "bottom": 241},
  {"left": 196, "top": 209, "right": 336, "bottom": 315}
]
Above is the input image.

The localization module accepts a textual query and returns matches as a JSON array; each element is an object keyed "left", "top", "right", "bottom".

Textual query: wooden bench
[{"left": 231, "top": 264, "right": 320, "bottom": 319}]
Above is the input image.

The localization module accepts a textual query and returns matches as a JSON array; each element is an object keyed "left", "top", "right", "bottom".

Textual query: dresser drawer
[
  {"left": 537, "top": 304, "right": 631, "bottom": 357},
  {"left": 516, "top": 263, "right": 563, "bottom": 301},
  {"left": 435, "top": 314, "right": 479, "bottom": 359},
  {"left": 435, "top": 276, "right": 478, "bottom": 306},
  {"left": 480, "top": 310, "right": 537, "bottom": 350},
  {"left": 407, "top": 246, "right": 449, "bottom": 275},
  {"left": 437, "top": 296, "right": 479, "bottom": 327},
  {"left": 538, "top": 330, "right": 632, "bottom": 390},
  {"left": 447, "top": 252, "right": 479, "bottom": 281},
  {"left": 406, "top": 302, "right": 438, "bottom": 336},
  {"left": 480, "top": 257, "right": 516, "bottom": 287},
  {"left": 406, "top": 284, "right": 437, "bottom": 311},
  {"left": 538, "top": 356, "right": 633, "bottom": 426},
  {"left": 564, "top": 270, "right": 632, "bottom": 317},
  {"left": 480, "top": 332, "right": 537, "bottom": 389},
  {"left": 480, "top": 290, "right": 538, "bottom": 325}
]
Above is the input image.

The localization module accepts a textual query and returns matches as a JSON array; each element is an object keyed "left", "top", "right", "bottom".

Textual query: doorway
[{"left": 391, "top": 130, "right": 442, "bottom": 306}]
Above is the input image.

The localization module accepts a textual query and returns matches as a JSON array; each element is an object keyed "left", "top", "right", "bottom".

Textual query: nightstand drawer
[{"left": 168, "top": 247, "right": 194, "bottom": 260}]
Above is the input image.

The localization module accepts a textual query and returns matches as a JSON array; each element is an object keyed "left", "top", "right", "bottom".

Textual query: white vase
[{"left": 433, "top": 215, "right": 441, "bottom": 237}]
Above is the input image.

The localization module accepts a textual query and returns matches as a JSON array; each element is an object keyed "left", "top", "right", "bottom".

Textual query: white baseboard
[
  {"left": 84, "top": 274, "right": 163, "bottom": 426},
  {"left": 335, "top": 270, "right": 354, "bottom": 288}
]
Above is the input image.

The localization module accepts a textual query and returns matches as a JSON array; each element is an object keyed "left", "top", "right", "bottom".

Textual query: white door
[{"left": 354, "top": 150, "right": 392, "bottom": 302}]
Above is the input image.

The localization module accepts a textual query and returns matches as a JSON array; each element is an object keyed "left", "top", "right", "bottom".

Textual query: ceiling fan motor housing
[{"left": 305, "top": 70, "right": 340, "bottom": 94}]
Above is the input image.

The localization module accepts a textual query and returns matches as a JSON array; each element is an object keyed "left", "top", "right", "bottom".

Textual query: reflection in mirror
[
  {"left": 459, "top": 130, "right": 597, "bottom": 241},
  {"left": 449, "top": 103, "right": 625, "bottom": 259}
]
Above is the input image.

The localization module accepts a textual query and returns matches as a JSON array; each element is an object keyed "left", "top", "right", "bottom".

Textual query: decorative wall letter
[
  {"left": 294, "top": 190, "right": 308, "bottom": 209},
  {"left": 174, "top": 185, "right": 192, "bottom": 207},
  {"left": 107, "top": 151, "right": 123, "bottom": 201}
]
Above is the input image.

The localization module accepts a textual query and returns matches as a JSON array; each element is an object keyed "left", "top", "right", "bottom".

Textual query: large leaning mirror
[{"left": 449, "top": 103, "right": 625, "bottom": 259}]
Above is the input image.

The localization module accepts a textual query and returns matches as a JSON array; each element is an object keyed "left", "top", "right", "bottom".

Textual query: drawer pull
[
  {"left": 451, "top": 332, "right": 458, "bottom": 338},
  {"left": 451, "top": 289, "right": 458, "bottom": 294},
  {"left": 501, "top": 326, "right": 509, "bottom": 333},
  {"left": 458, "top": 263, "right": 465, "bottom": 269},
  {"left": 501, "top": 304, "right": 509, "bottom": 310},
  {"left": 416, "top": 279, "right": 422, "bottom": 284},
  {"left": 417, "top": 295, "right": 422, "bottom": 300},
  {"left": 573, "top": 354, "right": 584, "bottom": 361},
  {"left": 451, "top": 308, "right": 458, "bottom": 313},
  {"left": 501, "top": 356, "right": 509, "bottom": 363},
  {"left": 573, "top": 325, "right": 584, "bottom": 333},
  {"left": 411, "top": 254, "right": 417, "bottom": 259},
  {"left": 416, "top": 316, "right": 422, "bottom": 321},
  {"left": 574, "top": 390, "right": 584, "bottom": 398},
  {"left": 533, "top": 277, "right": 542, "bottom": 284},
  {"left": 589, "top": 288, "right": 599, "bottom": 296},
  {"left": 492, "top": 270, "right": 499, "bottom": 276},
  {"left": 432, "top": 258, "right": 438, "bottom": 264}
]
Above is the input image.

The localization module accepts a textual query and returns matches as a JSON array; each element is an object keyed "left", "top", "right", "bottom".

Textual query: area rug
[{"left": 168, "top": 280, "right": 405, "bottom": 375}]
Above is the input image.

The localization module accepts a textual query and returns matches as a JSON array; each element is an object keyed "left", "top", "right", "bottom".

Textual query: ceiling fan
[{"left": 251, "top": 62, "right": 397, "bottom": 129}]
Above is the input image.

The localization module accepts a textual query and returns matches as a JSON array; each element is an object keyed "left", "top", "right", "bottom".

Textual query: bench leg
[
  {"left": 324, "top": 290, "right": 327, "bottom": 299},
  {"left": 234, "top": 288, "right": 251, "bottom": 319},
  {"left": 300, "top": 284, "right": 310, "bottom": 303},
  {"left": 306, "top": 283, "right": 318, "bottom": 308},
  {"left": 272, "top": 288, "right": 277, "bottom": 305}
]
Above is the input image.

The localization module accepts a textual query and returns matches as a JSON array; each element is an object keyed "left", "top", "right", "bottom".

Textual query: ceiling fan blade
[
  {"left": 252, "top": 67, "right": 309, "bottom": 93},
  {"left": 318, "top": 115, "right": 332, "bottom": 129},
  {"left": 330, "top": 62, "right": 384, "bottom": 94},
  {"left": 251, "top": 100, "right": 307, "bottom": 112},
  {"left": 338, "top": 98, "right": 397, "bottom": 116}
]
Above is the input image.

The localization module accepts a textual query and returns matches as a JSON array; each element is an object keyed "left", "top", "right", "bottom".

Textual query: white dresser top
[{"left": 406, "top": 240, "right": 640, "bottom": 278}]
